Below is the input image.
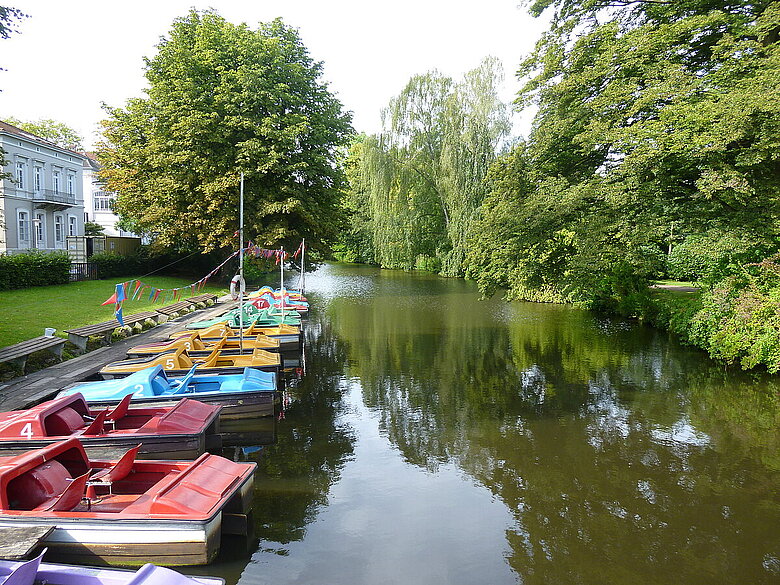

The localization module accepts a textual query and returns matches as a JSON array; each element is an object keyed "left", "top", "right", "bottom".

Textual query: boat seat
[
  {"left": 87, "top": 444, "right": 141, "bottom": 495},
  {"left": 34, "top": 472, "right": 89, "bottom": 512},
  {"left": 170, "top": 364, "right": 199, "bottom": 395},
  {"left": 105, "top": 393, "right": 133, "bottom": 425},
  {"left": 0, "top": 549, "right": 45, "bottom": 585},
  {"left": 81, "top": 409, "right": 108, "bottom": 436}
]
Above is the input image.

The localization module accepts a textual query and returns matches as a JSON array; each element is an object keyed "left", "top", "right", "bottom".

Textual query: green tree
[
  {"left": 98, "top": 9, "right": 352, "bottom": 253},
  {"left": 2, "top": 117, "right": 83, "bottom": 150},
  {"left": 346, "top": 58, "right": 510, "bottom": 275},
  {"left": 467, "top": 0, "right": 780, "bottom": 314}
]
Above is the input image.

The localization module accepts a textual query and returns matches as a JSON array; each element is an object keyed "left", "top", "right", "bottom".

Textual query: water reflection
[
  {"left": 318, "top": 264, "right": 780, "bottom": 585},
  {"left": 226, "top": 263, "right": 780, "bottom": 585}
]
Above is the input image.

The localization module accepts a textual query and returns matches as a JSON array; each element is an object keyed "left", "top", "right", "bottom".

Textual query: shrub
[
  {"left": 667, "top": 231, "right": 777, "bottom": 283},
  {"left": 654, "top": 255, "right": 780, "bottom": 372},
  {"left": 89, "top": 251, "right": 135, "bottom": 279},
  {"left": 0, "top": 250, "right": 71, "bottom": 290}
]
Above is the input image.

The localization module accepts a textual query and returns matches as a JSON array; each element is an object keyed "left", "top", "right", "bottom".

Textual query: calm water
[{"left": 210, "top": 263, "right": 780, "bottom": 585}]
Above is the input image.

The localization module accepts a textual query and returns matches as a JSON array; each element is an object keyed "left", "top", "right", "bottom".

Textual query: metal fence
[{"left": 69, "top": 262, "right": 98, "bottom": 282}]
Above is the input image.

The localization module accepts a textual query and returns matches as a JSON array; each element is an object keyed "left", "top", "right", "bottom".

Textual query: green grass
[
  {"left": 0, "top": 276, "right": 227, "bottom": 347},
  {"left": 652, "top": 279, "right": 696, "bottom": 287}
]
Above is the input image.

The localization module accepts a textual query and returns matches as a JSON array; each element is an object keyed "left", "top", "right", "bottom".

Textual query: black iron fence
[{"left": 69, "top": 262, "right": 98, "bottom": 282}]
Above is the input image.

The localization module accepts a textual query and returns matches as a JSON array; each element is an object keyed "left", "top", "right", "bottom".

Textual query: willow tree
[
  {"left": 98, "top": 10, "right": 352, "bottom": 253},
  {"left": 348, "top": 58, "right": 510, "bottom": 275}
]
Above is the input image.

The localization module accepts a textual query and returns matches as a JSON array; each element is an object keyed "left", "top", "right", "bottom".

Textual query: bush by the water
[
  {"left": 0, "top": 251, "right": 71, "bottom": 290},
  {"left": 654, "top": 256, "right": 780, "bottom": 373}
]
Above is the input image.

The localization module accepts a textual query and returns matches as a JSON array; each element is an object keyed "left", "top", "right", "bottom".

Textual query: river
[{"left": 211, "top": 262, "right": 780, "bottom": 585}]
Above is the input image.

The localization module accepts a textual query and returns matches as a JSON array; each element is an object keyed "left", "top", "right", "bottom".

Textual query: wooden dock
[
  {"left": 0, "top": 296, "right": 237, "bottom": 412},
  {"left": 0, "top": 526, "right": 54, "bottom": 560}
]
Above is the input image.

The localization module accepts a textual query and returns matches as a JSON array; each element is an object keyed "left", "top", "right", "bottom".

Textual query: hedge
[{"left": 0, "top": 250, "right": 71, "bottom": 290}]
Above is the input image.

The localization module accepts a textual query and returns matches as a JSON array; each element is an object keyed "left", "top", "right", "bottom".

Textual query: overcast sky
[{"left": 0, "top": 1, "right": 547, "bottom": 149}]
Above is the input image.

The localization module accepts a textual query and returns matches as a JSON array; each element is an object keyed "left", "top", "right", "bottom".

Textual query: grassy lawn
[
  {"left": 0, "top": 276, "right": 227, "bottom": 347},
  {"left": 652, "top": 279, "right": 696, "bottom": 287}
]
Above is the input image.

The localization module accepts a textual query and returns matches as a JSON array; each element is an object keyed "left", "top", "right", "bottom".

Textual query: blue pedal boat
[{"left": 59, "top": 365, "right": 278, "bottom": 420}]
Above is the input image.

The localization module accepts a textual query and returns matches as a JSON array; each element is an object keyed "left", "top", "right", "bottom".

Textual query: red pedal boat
[
  {"left": 0, "top": 393, "right": 221, "bottom": 459},
  {"left": 0, "top": 438, "right": 255, "bottom": 566}
]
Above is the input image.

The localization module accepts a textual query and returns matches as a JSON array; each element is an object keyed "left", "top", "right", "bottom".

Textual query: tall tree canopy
[
  {"left": 466, "top": 0, "right": 780, "bottom": 309},
  {"left": 98, "top": 9, "right": 353, "bottom": 253},
  {"left": 341, "top": 58, "right": 510, "bottom": 276},
  {"left": 2, "top": 117, "right": 83, "bottom": 150}
]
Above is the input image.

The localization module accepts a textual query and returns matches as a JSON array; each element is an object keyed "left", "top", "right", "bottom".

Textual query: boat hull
[
  {"left": 100, "top": 363, "right": 282, "bottom": 381},
  {"left": 0, "top": 472, "right": 254, "bottom": 567},
  {"left": 81, "top": 390, "right": 277, "bottom": 420},
  {"left": 0, "top": 431, "right": 212, "bottom": 460}
]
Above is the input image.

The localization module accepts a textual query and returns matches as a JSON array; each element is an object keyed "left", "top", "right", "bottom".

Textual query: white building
[
  {"left": 0, "top": 120, "right": 86, "bottom": 256},
  {"left": 82, "top": 152, "right": 137, "bottom": 238}
]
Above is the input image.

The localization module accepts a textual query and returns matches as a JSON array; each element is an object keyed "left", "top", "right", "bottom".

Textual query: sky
[{"left": 0, "top": 0, "right": 548, "bottom": 149}]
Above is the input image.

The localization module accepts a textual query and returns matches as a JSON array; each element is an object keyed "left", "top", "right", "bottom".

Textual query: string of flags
[{"left": 101, "top": 241, "right": 305, "bottom": 326}]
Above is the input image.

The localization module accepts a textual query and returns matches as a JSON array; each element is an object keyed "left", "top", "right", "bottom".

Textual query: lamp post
[{"left": 32, "top": 215, "right": 40, "bottom": 250}]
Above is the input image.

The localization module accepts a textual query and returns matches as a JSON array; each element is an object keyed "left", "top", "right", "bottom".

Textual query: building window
[
  {"left": 67, "top": 173, "right": 75, "bottom": 195},
  {"left": 68, "top": 215, "right": 77, "bottom": 237},
  {"left": 35, "top": 212, "right": 45, "bottom": 247},
  {"left": 52, "top": 171, "right": 61, "bottom": 194},
  {"left": 17, "top": 210, "right": 30, "bottom": 245},
  {"left": 34, "top": 166, "right": 43, "bottom": 192},
  {"left": 15, "top": 162, "right": 26, "bottom": 190},
  {"left": 54, "top": 215, "right": 64, "bottom": 244},
  {"left": 93, "top": 191, "right": 114, "bottom": 211}
]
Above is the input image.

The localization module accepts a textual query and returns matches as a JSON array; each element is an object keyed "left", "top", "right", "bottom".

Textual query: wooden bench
[
  {"left": 0, "top": 336, "right": 67, "bottom": 378},
  {"left": 65, "top": 311, "right": 161, "bottom": 352},
  {"left": 155, "top": 301, "right": 193, "bottom": 322},
  {"left": 187, "top": 293, "right": 218, "bottom": 307}
]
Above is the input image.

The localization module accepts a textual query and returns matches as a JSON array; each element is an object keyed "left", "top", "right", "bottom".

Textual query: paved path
[{"left": 0, "top": 296, "right": 237, "bottom": 412}]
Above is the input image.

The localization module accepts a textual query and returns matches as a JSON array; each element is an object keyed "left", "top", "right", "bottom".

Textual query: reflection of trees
[
  {"left": 327, "top": 271, "right": 780, "bottom": 584},
  {"left": 250, "top": 312, "right": 355, "bottom": 545}
]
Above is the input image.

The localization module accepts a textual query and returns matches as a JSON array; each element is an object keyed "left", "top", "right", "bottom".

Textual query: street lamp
[{"left": 32, "top": 216, "right": 40, "bottom": 250}]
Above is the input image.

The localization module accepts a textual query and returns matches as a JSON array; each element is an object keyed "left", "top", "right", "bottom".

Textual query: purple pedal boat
[{"left": 0, "top": 549, "right": 224, "bottom": 584}]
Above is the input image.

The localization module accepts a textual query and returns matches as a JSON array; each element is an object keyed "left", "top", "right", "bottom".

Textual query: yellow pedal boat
[
  {"left": 126, "top": 330, "right": 280, "bottom": 357},
  {"left": 99, "top": 346, "right": 282, "bottom": 380}
]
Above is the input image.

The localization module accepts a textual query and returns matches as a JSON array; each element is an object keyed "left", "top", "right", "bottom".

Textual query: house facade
[
  {"left": 82, "top": 152, "right": 136, "bottom": 238},
  {"left": 0, "top": 120, "right": 86, "bottom": 256}
]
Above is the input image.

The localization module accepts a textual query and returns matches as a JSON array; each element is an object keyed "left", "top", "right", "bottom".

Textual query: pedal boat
[
  {"left": 60, "top": 365, "right": 278, "bottom": 420},
  {"left": 0, "top": 393, "right": 220, "bottom": 460},
  {"left": 250, "top": 286, "right": 307, "bottom": 303},
  {"left": 0, "top": 438, "right": 255, "bottom": 566},
  {"left": 125, "top": 331, "right": 280, "bottom": 358},
  {"left": 0, "top": 550, "right": 225, "bottom": 584},
  {"left": 178, "top": 322, "right": 301, "bottom": 351},
  {"left": 186, "top": 307, "right": 301, "bottom": 330},
  {"left": 98, "top": 346, "right": 282, "bottom": 380}
]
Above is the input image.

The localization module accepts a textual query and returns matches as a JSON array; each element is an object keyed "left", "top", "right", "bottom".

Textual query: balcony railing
[
  {"left": 1, "top": 186, "right": 78, "bottom": 206},
  {"left": 33, "top": 189, "right": 77, "bottom": 205}
]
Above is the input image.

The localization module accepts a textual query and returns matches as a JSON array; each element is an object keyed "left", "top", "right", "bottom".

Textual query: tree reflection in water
[{"left": 322, "top": 265, "right": 780, "bottom": 585}]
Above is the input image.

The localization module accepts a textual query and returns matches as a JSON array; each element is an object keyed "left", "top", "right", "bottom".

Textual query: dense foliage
[
  {"left": 1, "top": 117, "right": 83, "bottom": 150},
  {"left": 465, "top": 0, "right": 780, "bottom": 314},
  {"left": 0, "top": 251, "right": 70, "bottom": 289},
  {"left": 654, "top": 257, "right": 780, "bottom": 372},
  {"left": 338, "top": 59, "right": 511, "bottom": 276},
  {"left": 98, "top": 9, "right": 352, "bottom": 255}
]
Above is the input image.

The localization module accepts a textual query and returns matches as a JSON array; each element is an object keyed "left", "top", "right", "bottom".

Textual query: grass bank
[{"left": 0, "top": 276, "right": 227, "bottom": 347}]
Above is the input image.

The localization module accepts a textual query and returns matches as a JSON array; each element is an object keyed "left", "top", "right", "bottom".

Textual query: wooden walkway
[{"left": 0, "top": 296, "right": 237, "bottom": 412}]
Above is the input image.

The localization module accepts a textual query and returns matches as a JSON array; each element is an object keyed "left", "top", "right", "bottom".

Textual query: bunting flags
[{"left": 98, "top": 242, "right": 304, "bottom": 312}]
